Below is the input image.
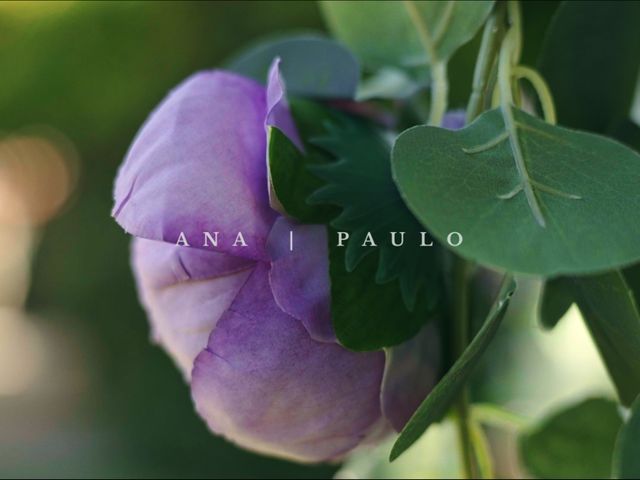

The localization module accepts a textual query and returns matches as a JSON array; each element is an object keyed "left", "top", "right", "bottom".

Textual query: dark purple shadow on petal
[
  {"left": 191, "top": 263, "right": 385, "bottom": 463},
  {"left": 267, "top": 217, "right": 335, "bottom": 343},
  {"left": 380, "top": 322, "right": 441, "bottom": 431}
]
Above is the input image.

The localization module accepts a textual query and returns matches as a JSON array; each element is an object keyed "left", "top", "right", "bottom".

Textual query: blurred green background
[
  {"left": 0, "top": 1, "right": 335, "bottom": 477},
  {"left": 0, "top": 1, "right": 615, "bottom": 478}
]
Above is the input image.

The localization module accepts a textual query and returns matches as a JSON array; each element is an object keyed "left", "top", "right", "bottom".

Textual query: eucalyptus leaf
[
  {"left": 613, "top": 395, "right": 640, "bottom": 479},
  {"left": 537, "top": 269, "right": 640, "bottom": 406},
  {"left": 390, "top": 275, "right": 516, "bottom": 461},
  {"left": 227, "top": 34, "right": 359, "bottom": 98},
  {"left": 320, "top": 0, "right": 494, "bottom": 70},
  {"left": 609, "top": 119, "right": 640, "bottom": 154},
  {"left": 519, "top": 397, "right": 623, "bottom": 479},
  {"left": 356, "top": 67, "right": 424, "bottom": 101},
  {"left": 569, "top": 272, "right": 640, "bottom": 407},
  {"left": 327, "top": 230, "right": 435, "bottom": 351},
  {"left": 310, "top": 114, "right": 442, "bottom": 311},
  {"left": 392, "top": 107, "right": 640, "bottom": 275},
  {"left": 538, "top": 1, "right": 640, "bottom": 133},
  {"left": 538, "top": 278, "right": 573, "bottom": 330}
]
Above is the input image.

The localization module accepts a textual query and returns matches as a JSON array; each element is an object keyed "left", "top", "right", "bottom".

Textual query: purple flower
[{"left": 112, "top": 60, "right": 440, "bottom": 463}]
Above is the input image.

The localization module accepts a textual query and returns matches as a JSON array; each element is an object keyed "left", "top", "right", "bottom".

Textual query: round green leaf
[
  {"left": 392, "top": 107, "right": 640, "bottom": 275},
  {"left": 320, "top": 0, "right": 494, "bottom": 69},
  {"left": 520, "top": 398, "right": 622, "bottom": 479},
  {"left": 227, "top": 34, "right": 359, "bottom": 98}
]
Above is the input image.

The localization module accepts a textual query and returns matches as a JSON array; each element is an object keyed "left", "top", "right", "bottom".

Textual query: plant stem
[
  {"left": 429, "top": 61, "right": 448, "bottom": 126},
  {"left": 498, "top": 28, "right": 546, "bottom": 228},
  {"left": 452, "top": 255, "right": 480, "bottom": 479},
  {"left": 453, "top": 5, "right": 507, "bottom": 476},
  {"left": 403, "top": 0, "right": 448, "bottom": 126},
  {"left": 512, "top": 65, "right": 557, "bottom": 124},
  {"left": 466, "top": 3, "right": 505, "bottom": 123}
]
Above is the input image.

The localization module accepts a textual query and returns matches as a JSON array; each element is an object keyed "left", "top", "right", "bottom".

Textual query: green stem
[
  {"left": 429, "top": 61, "right": 448, "bottom": 126},
  {"left": 498, "top": 28, "right": 546, "bottom": 227},
  {"left": 452, "top": 256, "right": 481, "bottom": 479},
  {"left": 507, "top": 0, "right": 523, "bottom": 62},
  {"left": 512, "top": 65, "right": 557, "bottom": 124},
  {"left": 403, "top": 0, "right": 448, "bottom": 126},
  {"left": 453, "top": 7, "right": 508, "bottom": 478},
  {"left": 403, "top": 0, "right": 438, "bottom": 64},
  {"left": 466, "top": 3, "right": 505, "bottom": 123}
]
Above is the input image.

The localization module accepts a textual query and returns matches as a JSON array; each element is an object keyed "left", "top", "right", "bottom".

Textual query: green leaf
[
  {"left": 624, "top": 264, "right": 640, "bottom": 299},
  {"left": 613, "top": 395, "right": 640, "bottom": 479},
  {"left": 328, "top": 231, "right": 436, "bottom": 351},
  {"left": 227, "top": 34, "right": 359, "bottom": 98},
  {"left": 392, "top": 107, "right": 640, "bottom": 275},
  {"left": 356, "top": 67, "right": 424, "bottom": 101},
  {"left": 569, "top": 272, "right": 640, "bottom": 407},
  {"left": 538, "top": 1, "right": 640, "bottom": 133},
  {"left": 537, "top": 269, "right": 640, "bottom": 406},
  {"left": 609, "top": 119, "right": 640, "bottom": 154},
  {"left": 519, "top": 398, "right": 623, "bottom": 479},
  {"left": 390, "top": 275, "right": 516, "bottom": 461},
  {"left": 267, "top": 99, "right": 343, "bottom": 223},
  {"left": 267, "top": 127, "right": 338, "bottom": 223},
  {"left": 539, "top": 278, "right": 573, "bottom": 330},
  {"left": 309, "top": 114, "right": 441, "bottom": 311},
  {"left": 320, "top": 0, "right": 494, "bottom": 70}
]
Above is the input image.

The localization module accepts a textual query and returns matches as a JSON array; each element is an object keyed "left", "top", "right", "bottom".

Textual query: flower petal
[
  {"left": 266, "top": 58, "right": 303, "bottom": 150},
  {"left": 380, "top": 322, "right": 441, "bottom": 431},
  {"left": 113, "top": 70, "right": 275, "bottom": 260},
  {"left": 267, "top": 217, "right": 334, "bottom": 342},
  {"left": 132, "top": 237, "right": 253, "bottom": 378},
  {"left": 443, "top": 110, "right": 466, "bottom": 130},
  {"left": 191, "top": 263, "right": 385, "bottom": 462}
]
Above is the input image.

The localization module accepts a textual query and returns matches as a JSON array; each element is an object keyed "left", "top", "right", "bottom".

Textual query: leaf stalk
[
  {"left": 452, "top": 255, "right": 482, "bottom": 479},
  {"left": 466, "top": 2, "right": 506, "bottom": 122},
  {"left": 403, "top": 0, "right": 449, "bottom": 126}
]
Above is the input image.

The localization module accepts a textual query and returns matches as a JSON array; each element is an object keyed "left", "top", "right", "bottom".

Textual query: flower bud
[{"left": 113, "top": 62, "right": 441, "bottom": 462}]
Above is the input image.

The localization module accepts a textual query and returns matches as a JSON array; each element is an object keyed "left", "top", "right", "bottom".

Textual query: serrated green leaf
[
  {"left": 328, "top": 231, "right": 436, "bottom": 351},
  {"left": 320, "top": 0, "right": 494, "bottom": 70},
  {"left": 613, "top": 395, "right": 640, "bottom": 479},
  {"left": 390, "top": 275, "right": 516, "bottom": 461},
  {"left": 538, "top": 1, "right": 640, "bottom": 133},
  {"left": 309, "top": 114, "right": 441, "bottom": 311},
  {"left": 392, "top": 107, "right": 640, "bottom": 275},
  {"left": 519, "top": 398, "right": 622, "bottom": 479},
  {"left": 227, "top": 34, "right": 359, "bottom": 98},
  {"left": 569, "top": 272, "right": 640, "bottom": 407},
  {"left": 539, "top": 278, "right": 573, "bottom": 330}
]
